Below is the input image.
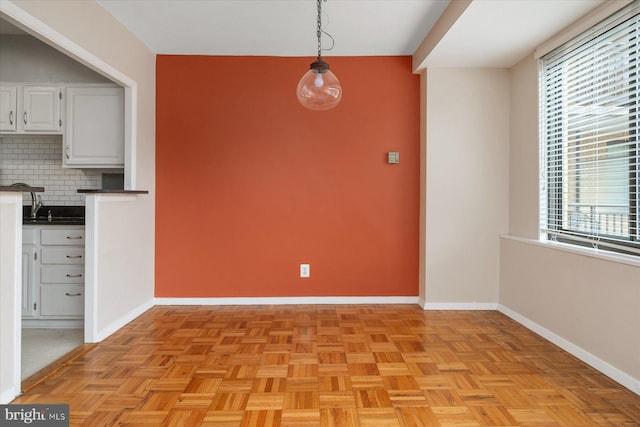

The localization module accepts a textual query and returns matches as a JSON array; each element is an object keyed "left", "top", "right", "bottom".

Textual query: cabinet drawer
[
  {"left": 41, "top": 266, "right": 84, "bottom": 283},
  {"left": 41, "top": 229, "right": 85, "bottom": 246},
  {"left": 41, "top": 247, "right": 84, "bottom": 265},
  {"left": 40, "top": 285, "right": 84, "bottom": 316}
]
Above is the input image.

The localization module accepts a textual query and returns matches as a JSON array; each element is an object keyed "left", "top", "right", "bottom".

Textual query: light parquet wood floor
[{"left": 12, "top": 305, "right": 640, "bottom": 426}]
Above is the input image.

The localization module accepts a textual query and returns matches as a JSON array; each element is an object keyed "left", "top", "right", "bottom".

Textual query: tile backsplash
[{"left": 0, "top": 135, "right": 101, "bottom": 206}]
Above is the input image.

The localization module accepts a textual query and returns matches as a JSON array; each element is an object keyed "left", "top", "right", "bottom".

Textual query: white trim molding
[
  {"left": 155, "top": 296, "right": 420, "bottom": 306},
  {"left": 97, "top": 299, "right": 154, "bottom": 342},
  {"left": 422, "top": 302, "right": 498, "bottom": 311},
  {"left": 498, "top": 304, "right": 640, "bottom": 396},
  {"left": 501, "top": 235, "right": 640, "bottom": 268}
]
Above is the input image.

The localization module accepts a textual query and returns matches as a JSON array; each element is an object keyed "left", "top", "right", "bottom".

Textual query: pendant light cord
[
  {"left": 316, "top": 0, "right": 335, "bottom": 60},
  {"left": 316, "top": 0, "right": 322, "bottom": 59}
]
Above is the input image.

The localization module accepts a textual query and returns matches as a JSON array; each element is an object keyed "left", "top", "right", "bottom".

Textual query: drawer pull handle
[
  {"left": 66, "top": 274, "right": 82, "bottom": 278},
  {"left": 66, "top": 236, "right": 83, "bottom": 240},
  {"left": 23, "top": 111, "right": 27, "bottom": 125},
  {"left": 66, "top": 255, "right": 83, "bottom": 259},
  {"left": 65, "top": 293, "right": 82, "bottom": 297},
  {"left": 9, "top": 111, "right": 13, "bottom": 125}
]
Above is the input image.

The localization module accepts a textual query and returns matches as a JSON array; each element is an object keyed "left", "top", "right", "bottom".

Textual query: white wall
[
  {"left": 0, "top": 193, "right": 22, "bottom": 403},
  {"left": 508, "top": 56, "right": 539, "bottom": 239},
  {"left": 0, "top": 0, "right": 155, "bottom": 402},
  {"left": 84, "top": 194, "right": 154, "bottom": 342},
  {"left": 418, "top": 71, "right": 427, "bottom": 306},
  {"left": 0, "top": 34, "right": 109, "bottom": 83},
  {"left": 502, "top": 54, "right": 640, "bottom": 394},
  {"left": 424, "top": 68, "right": 510, "bottom": 306}
]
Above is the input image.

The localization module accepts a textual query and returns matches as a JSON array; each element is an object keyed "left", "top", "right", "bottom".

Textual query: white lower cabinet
[{"left": 22, "top": 225, "right": 85, "bottom": 327}]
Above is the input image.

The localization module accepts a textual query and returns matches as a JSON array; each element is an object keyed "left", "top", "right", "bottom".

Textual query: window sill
[{"left": 500, "top": 234, "right": 640, "bottom": 269}]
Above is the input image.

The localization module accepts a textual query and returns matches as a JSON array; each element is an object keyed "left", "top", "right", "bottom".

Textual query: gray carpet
[{"left": 21, "top": 328, "right": 84, "bottom": 380}]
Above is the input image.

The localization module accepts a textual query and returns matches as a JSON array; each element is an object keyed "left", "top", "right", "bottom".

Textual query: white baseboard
[
  {"left": 155, "top": 296, "right": 420, "bottom": 306},
  {"left": 95, "top": 299, "right": 154, "bottom": 342},
  {"left": 498, "top": 304, "right": 640, "bottom": 396},
  {"left": 422, "top": 302, "right": 499, "bottom": 310}
]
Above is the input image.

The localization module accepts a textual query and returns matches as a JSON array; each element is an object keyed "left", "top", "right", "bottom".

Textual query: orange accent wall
[{"left": 156, "top": 55, "right": 419, "bottom": 297}]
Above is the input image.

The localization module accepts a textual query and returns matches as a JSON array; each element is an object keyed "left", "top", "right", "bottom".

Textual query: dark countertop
[
  {"left": 77, "top": 189, "right": 149, "bottom": 194},
  {"left": 0, "top": 186, "right": 45, "bottom": 193},
  {"left": 23, "top": 217, "right": 85, "bottom": 226},
  {"left": 23, "top": 205, "right": 85, "bottom": 226}
]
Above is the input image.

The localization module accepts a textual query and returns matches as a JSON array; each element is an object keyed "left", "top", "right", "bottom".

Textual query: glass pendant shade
[{"left": 296, "top": 59, "right": 342, "bottom": 111}]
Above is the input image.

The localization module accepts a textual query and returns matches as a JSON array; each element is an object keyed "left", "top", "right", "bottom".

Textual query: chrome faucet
[{"left": 9, "top": 182, "right": 43, "bottom": 218}]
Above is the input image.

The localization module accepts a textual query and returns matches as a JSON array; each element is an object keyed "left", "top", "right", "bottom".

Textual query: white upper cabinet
[
  {"left": 0, "top": 86, "right": 17, "bottom": 132},
  {"left": 23, "top": 86, "right": 62, "bottom": 132},
  {"left": 0, "top": 84, "right": 62, "bottom": 134},
  {"left": 64, "top": 86, "right": 124, "bottom": 168}
]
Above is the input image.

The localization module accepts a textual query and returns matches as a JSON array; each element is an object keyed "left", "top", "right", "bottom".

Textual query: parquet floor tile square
[
  {"left": 284, "top": 391, "right": 319, "bottom": 410},
  {"left": 319, "top": 407, "right": 359, "bottom": 427},
  {"left": 12, "top": 305, "right": 640, "bottom": 426},
  {"left": 280, "top": 409, "right": 321, "bottom": 426},
  {"left": 319, "top": 391, "right": 357, "bottom": 409},
  {"left": 318, "top": 376, "right": 352, "bottom": 393},
  {"left": 356, "top": 407, "right": 401, "bottom": 426}
]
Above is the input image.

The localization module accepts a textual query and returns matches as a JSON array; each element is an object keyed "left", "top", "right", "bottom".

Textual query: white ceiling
[
  {"left": 96, "top": 0, "right": 451, "bottom": 57},
  {"left": 425, "top": 0, "right": 606, "bottom": 68},
  {"left": 2, "top": 0, "right": 607, "bottom": 68}
]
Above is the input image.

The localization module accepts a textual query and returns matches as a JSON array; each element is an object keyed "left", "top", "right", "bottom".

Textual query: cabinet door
[
  {"left": 0, "top": 86, "right": 17, "bottom": 132},
  {"left": 64, "top": 86, "right": 124, "bottom": 168},
  {"left": 23, "top": 86, "right": 62, "bottom": 132},
  {"left": 21, "top": 246, "right": 38, "bottom": 318}
]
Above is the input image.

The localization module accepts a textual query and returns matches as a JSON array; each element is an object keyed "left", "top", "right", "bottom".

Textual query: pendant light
[{"left": 296, "top": 0, "right": 342, "bottom": 111}]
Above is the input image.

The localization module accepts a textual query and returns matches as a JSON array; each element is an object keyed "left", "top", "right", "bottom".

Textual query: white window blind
[{"left": 540, "top": 1, "right": 640, "bottom": 255}]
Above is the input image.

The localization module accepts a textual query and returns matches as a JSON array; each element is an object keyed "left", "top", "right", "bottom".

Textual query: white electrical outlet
[
  {"left": 300, "top": 264, "right": 310, "bottom": 278},
  {"left": 387, "top": 151, "right": 400, "bottom": 164}
]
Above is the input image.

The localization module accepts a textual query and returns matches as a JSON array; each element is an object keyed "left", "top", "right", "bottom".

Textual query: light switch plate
[
  {"left": 300, "top": 264, "right": 310, "bottom": 278},
  {"left": 387, "top": 152, "right": 400, "bottom": 164}
]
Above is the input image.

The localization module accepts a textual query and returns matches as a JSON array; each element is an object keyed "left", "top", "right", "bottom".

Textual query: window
[{"left": 540, "top": 1, "right": 640, "bottom": 256}]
